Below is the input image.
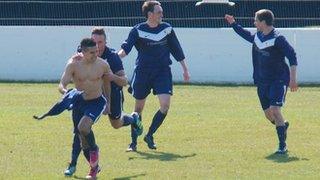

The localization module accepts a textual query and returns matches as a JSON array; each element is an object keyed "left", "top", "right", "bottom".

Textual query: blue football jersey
[
  {"left": 231, "top": 23, "right": 297, "bottom": 85},
  {"left": 121, "top": 22, "right": 185, "bottom": 69},
  {"left": 101, "top": 47, "right": 124, "bottom": 90}
]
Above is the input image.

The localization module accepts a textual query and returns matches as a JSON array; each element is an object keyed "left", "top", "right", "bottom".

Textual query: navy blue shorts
[
  {"left": 108, "top": 88, "right": 124, "bottom": 120},
  {"left": 257, "top": 83, "right": 288, "bottom": 110},
  {"left": 129, "top": 67, "right": 173, "bottom": 100},
  {"left": 72, "top": 95, "right": 107, "bottom": 133}
]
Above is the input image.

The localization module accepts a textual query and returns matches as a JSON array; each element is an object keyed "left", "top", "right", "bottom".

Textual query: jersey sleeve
[
  {"left": 121, "top": 27, "right": 139, "bottom": 55},
  {"left": 111, "top": 53, "right": 124, "bottom": 73},
  {"left": 275, "top": 35, "right": 298, "bottom": 66},
  {"left": 168, "top": 28, "right": 185, "bottom": 61},
  {"left": 231, "top": 22, "right": 255, "bottom": 43}
]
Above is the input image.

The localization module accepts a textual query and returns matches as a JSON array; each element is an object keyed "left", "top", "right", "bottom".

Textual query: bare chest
[{"left": 73, "top": 64, "right": 104, "bottom": 82}]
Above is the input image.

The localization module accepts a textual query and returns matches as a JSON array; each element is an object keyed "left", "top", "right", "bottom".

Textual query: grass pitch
[{"left": 0, "top": 83, "right": 319, "bottom": 179}]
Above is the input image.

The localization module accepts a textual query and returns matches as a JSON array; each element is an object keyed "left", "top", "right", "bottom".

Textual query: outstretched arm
[
  {"left": 225, "top": 14, "right": 255, "bottom": 43},
  {"left": 118, "top": 27, "right": 138, "bottom": 59}
]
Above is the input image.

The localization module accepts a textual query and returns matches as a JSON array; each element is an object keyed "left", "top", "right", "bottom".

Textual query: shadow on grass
[
  {"left": 265, "top": 153, "right": 309, "bottom": 163},
  {"left": 73, "top": 175, "right": 88, "bottom": 180},
  {"left": 73, "top": 173, "right": 146, "bottom": 180},
  {"left": 128, "top": 151, "right": 196, "bottom": 161},
  {"left": 113, "top": 173, "right": 147, "bottom": 180}
]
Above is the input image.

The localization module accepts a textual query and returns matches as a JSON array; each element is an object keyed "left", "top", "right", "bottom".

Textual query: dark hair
[
  {"left": 91, "top": 27, "right": 106, "bottom": 38},
  {"left": 142, "top": 0, "right": 161, "bottom": 18},
  {"left": 80, "top": 38, "right": 96, "bottom": 52},
  {"left": 255, "top": 9, "right": 274, "bottom": 26}
]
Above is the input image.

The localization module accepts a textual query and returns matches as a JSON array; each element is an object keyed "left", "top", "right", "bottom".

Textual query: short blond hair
[{"left": 91, "top": 27, "right": 106, "bottom": 38}]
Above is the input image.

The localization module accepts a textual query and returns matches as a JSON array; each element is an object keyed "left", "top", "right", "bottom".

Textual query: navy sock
[
  {"left": 276, "top": 126, "right": 286, "bottom": 148},
  {"left": 284, "top": 121, "right": 289, "bottom": 141},
  {"left": 70, "top": 134, "right": 81, "bottom": 167},
  {"left": 85, "top": 131, "right": 97, "bottom": 151},
  {"left": 147, "top": 110, "right": 167, "bottom": 137},
  {"left": 83, "top": 148, "right": 90, "bottom": 162},
  {"left": 122, "top": 114, "right": 135, "bottom": 126},
  {"left": 131, "top": 126, "right": 138, "bottom": 145},
  {"left": 130, "top": 114, "right": 141, "bottom": 145}
]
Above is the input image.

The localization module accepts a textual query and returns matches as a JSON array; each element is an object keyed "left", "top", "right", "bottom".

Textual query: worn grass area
[{"left": 0, "top": 83, "right": 319, "bottom": 179}]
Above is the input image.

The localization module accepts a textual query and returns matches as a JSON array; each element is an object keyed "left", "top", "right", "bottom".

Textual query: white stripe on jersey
[
  {"left": 137, "top": 27, "right": 172, "bottom": 41},
  {"left": 254, "top": 34, "right": 276, "bottom": 49}
]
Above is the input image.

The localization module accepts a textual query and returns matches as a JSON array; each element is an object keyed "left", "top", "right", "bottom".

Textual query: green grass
[{"left": 0, "top": 83, "right": 319, "bottom": 179}]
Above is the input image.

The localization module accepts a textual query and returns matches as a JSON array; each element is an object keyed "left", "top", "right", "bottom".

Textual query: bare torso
[{"left": 71, "top": 57, "right": 107, "bottom": 100}]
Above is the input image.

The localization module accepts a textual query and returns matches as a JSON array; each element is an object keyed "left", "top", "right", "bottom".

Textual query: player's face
[
  {"left": 151, "top": 5, "right": 163, "bottom": 24},
  {"left": 91, "top": 34, "right": 106, "bottom": 57},
  {"left": 254, "top": 16, "right": 263, "bottom": 32},
  {"left": 82, "top": 46, "right": 98, "bottom": 62}
]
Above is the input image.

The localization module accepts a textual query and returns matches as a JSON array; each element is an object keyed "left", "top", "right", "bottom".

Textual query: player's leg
[
  {"left": 79, "top": 117, "right": 100, "bottom": 179},
  {"left": 64, "top": 133, "right": 81, "bottom": 176},
  {"left": 264, "top": 108, "right": 275, "bottom": 124},
  {"left": 144, "top": 94, "right": 170, "bottom": 150},
  {"left": 108, "top": 88, "right": 125, "bottom": 129},
  {"left": 127, "top": 69, "right": 151, "bottom": 152},
  {"left": 108, "top": 89, "right": 143, "bottom": 133},
  {"left": 269, "top": 83, "right": 289, "bottom": 154},
  {"left": 257, "top": 84, "right": 274, "bottom": 124},
  {"left": 264, "top": 108, "right": 289, "bottom": 129},
  {"left": 78, "top": 116, "right": 97, "bottom": 164},
  {"left": 144, "top": 69, "right": 172, "bottom": 150},
  {"left": 79, "top": 96, "right": 106, "bottom": 179},
  {"left": 127, "top": 98, "right": 146, "bottom": 152},
  {"left": 64, "top": 104, "right": 83, "bottom": 176}
]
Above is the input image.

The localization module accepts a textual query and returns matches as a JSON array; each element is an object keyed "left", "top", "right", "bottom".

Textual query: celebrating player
[
  {"left": 225, "top": 9, "right": 298, "bottom": 154},
  {"left": 118, "top": 0, "right": 190, "bottom": 151}
]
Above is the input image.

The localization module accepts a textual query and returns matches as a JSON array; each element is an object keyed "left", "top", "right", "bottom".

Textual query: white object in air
[{"left": 195, "top": 0, "right": 235, "bottom": 6}]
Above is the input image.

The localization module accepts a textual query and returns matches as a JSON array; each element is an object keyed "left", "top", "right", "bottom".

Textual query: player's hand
[
  {"left": 183, "top": 71, "right": 190, "bottom": 82},
  {"left": 289, "top": 79, "right": 298, "bottom": 92},
  {"left": 71, "top": 53, "right": 83, "bottom": 61},
  {"left": 225, "top": 14, "right": 236, "bottom": 25}
]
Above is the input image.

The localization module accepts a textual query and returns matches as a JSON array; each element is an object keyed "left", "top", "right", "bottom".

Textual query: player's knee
[
  {"left": 110, "top": 120, "right": 122, "bottom": 129},
  {"left": 160, "top": 105, "right": 170, "bottom": 114},
  {"left": 269, "top": 107, "right": 282, "bottom": 119},
  {"left": 78, "top": 123, "right": 90, "bottom": 135},
  {"left": 81, "top": 143, "right": 89, "bottom": 150},
  {"left": 134, "top": 107, "right": 143, "bottom": 114},
  {"left": 264, "top": 112, "right": 273, "bottom": 121}
]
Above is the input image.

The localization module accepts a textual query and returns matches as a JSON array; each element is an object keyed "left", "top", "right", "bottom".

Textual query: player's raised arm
[
  {"left": 225, "top": 14, "right": 254, "bottom": 43},
  {"left": 58, "top": 59, "right": 74, "bottom": 94}
]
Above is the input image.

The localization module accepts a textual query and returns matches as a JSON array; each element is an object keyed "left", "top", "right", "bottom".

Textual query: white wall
[{"left": 0, "top": 26, "right": 319, "bottom": 83}]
